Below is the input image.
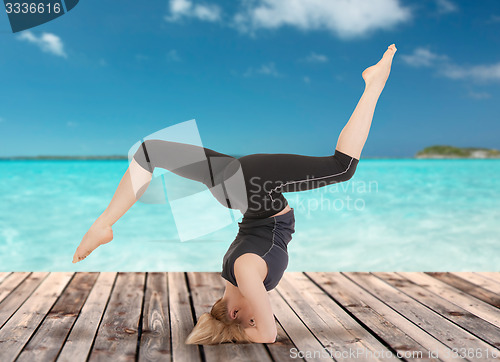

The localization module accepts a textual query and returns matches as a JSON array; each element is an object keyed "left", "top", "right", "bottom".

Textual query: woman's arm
[{"left": 234, "top": 254, "right": 277, "bottom": 343}]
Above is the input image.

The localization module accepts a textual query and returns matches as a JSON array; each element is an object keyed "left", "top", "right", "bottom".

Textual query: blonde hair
[{"left": 185, "top": 297, "right": 252, "bottom": 345}]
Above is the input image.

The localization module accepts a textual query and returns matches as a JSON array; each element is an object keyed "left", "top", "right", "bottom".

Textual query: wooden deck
[{"left": 0, "top": 272, "right": 499, "bottom": 362}]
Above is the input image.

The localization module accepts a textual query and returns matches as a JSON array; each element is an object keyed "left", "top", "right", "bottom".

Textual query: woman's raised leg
[{"left": 335, "top": 44, "right": 397, "bottom": 160}]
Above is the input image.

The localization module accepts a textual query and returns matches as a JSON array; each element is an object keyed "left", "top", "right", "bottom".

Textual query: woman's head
[{"left": 185, "top": 297, "right": 252, "bottom": 345}]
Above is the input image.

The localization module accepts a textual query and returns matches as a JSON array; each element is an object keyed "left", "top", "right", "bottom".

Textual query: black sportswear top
[{"left": 221, "top": 208, "right": 295, "bottom": 291}]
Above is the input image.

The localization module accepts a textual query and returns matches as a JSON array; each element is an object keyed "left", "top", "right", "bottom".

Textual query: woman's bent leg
[
  {"left": 73, "top": 140, "right": 234, "bottom": 263},
  {"left": 72, "top": 158, "right": 153, "bottom": 263},
  {"left": 98, "top": 158, "right": 153, "bottom": 226}
]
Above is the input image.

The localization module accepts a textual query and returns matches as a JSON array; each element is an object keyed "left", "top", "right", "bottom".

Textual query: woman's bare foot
[
  {"left": 362, "top": 44, "right": 397, "bottom": 92},
  {"left": 72, "top": 220, "right": 113, "bottom": 263}
]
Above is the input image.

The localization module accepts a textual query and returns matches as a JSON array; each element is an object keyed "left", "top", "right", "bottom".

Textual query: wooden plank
[
  {"left": 307, "top": 272, "right": 449, "bottom": 362},
  {"left": 88, "top": 272, "right": 146, "bottom": 362},
  {"left": 0, "top": 273, "right": 50, "bottom": 331},
  {"left": 476, "top": 272, "right": 500, "bottom": 284},
  {"left": 0, "top": 272, "right": 32, "bottom": 304},
  {"left": 426, "top": 272, "right": 500, "bottom": 308},
  {"left": 268, "top": 287, "right": 332, "bottom": 362},
  {"left": 451, "top": 273, "right": 500, "bottom": 295},
  {"left": 168, "top": 272, "right": 201, "bottom": 362},
  {"left": 270, "top": 319, "right": 305, "bottom": 362},
  {"left": 398, "top": 272, "right": 500, "bottom": 329},
  {"left": 16, "top": 273, "right": 99, "bottom": 362},
  {"left": 277, "top": 273, "right": 393, "bottom": 362},
  {"left": 0, "top": 272, "right": 12, "bottom": 285},
  {"left": 375, "top": 272, "right": 500, "bottom": 350},
  {"left": 57, "top": 272, "right": 117, "bottom": 362},
  {"left": 187, "top": 272, "right": 272, "bottom": 362},
  {"left": 344, "top": 272, "right": 500, "bottom": 361},
  {"left": 138, "top": 272, "right": 171, "bottom": 362},
  {"left": 0, "top": 272, "right": 74, "bottom": 362}
]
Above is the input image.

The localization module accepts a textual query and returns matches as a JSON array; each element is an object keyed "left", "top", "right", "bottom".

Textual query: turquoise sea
[{"left": 0, "top": 159, "right": 499, "bottom": 271}]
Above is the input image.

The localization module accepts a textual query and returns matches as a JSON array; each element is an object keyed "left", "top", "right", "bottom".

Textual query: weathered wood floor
[{"left": 0, "top": 272, "right": 499, "bottom": 362}]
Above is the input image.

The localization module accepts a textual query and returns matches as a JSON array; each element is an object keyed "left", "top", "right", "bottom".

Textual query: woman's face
[{"left": 229, "top": 301, "right": 256, "bottom": 328}]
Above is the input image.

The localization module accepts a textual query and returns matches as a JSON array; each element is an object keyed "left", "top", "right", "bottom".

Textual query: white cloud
[
  {"left": 17, "top": 31, "right": 67, "bottom": 58},
  {"left": 403, "top": 47, "right": 500, "bottom": 83},
  {"left": 489, "top": 15, "right": 500, "bottom": 23},
  {"left": 67, "top": 121, "right": 78, "bottom": 128},
  {"left": 171, "top": 0, "right": 190, "bottom": 14},
  {"left": 0, "top": 117, "right": 4, "bottom": 123},
  {"left": 167, "top": 49, "right": 182, "bottom": 62},
  {"left": 164, "top": 0, "right": 412, "bottom": 39},
  {"left": 467, "top": 91, "right": 491, "bottom": 100},
  {"left": 440, "top": 62, "right": 500, "bottom": 82},
  {"left": 302, "top": 52, "right": 329, "bottom": 63},
  {"left": 401, "top": 47, "right": 448, "bottom": 67},
  {"left": 303, "top": 76, "right": 311, "bottom": 83},
  {"left": 233, "top": 0, "right": 411, "bottom": 38},
  {"left": 244, "top": 62, "right": 281, "bottom": 77},
  {"left": 165, "top": 0, "right": 221, "bottom": 22},
  {"left": 435, "top": 0, "right": 458, "bottom": 14}
]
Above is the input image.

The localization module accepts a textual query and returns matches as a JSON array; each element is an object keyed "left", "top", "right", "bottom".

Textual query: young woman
[{"left": 73, "top": 44, "right": 397, "bottom": 345}]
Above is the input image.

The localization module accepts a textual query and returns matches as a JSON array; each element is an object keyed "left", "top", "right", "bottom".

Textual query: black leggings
[{"left": 133, "top": 140, "right": 359, "bottom": 219}]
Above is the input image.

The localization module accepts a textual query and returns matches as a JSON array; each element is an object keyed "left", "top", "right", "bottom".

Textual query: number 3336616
[{"left": 5, "top": 2, "right": 62, "bottom": 14}]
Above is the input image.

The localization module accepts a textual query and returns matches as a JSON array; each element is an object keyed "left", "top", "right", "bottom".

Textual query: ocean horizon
[{"left": 1, "top": 158, "right": 499, "bottom": 271}]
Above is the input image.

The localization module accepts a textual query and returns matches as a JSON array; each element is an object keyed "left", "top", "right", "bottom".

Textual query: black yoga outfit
[
  {"left": 221, "top": 208, "right": 296, "bottom": 291},
  {"left": 133, "top": 140, "right": 359, "bottom": 290}
]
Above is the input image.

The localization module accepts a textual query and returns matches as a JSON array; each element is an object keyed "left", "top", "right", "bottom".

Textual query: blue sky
[{"left": 1, "top": 0, "right": 499, "bottom": 157}]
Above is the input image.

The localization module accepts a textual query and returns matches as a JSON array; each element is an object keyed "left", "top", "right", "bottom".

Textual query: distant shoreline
[
  {"left": 1, "top": 146, "right": 500, "bottom": 160},
  {"left": 1, "top": 157, "right": 498, "bottom": 161},
  {"left": 1, "top": 156, "right": 499, "bottom": 161},
  {"left": 0, "top": 154, "right": 243, "bottom": 160},
  {"left": 0, "top": 155, "right": 428, "bottom": 160},
  {"left": 0, "top": 155, "right": 129, "bottom": 160}
]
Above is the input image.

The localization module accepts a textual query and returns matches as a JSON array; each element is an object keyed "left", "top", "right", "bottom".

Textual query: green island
[{"left": 416, "top": 145, "right": 500, "bottom": 159}]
